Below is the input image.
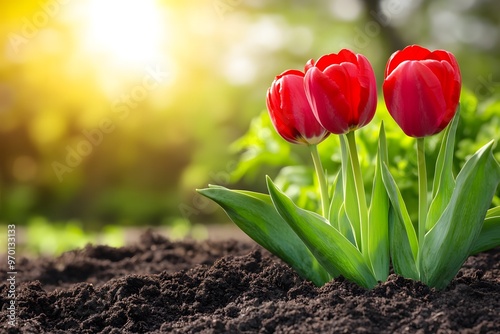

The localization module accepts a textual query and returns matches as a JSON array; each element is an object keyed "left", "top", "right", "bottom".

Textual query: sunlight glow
[{"left": 80, "top": 0, "right": 166, "bottom": 68}]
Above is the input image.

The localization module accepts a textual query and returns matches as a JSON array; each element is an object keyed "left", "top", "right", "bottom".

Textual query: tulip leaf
[
  {"left": 338, "top": 203, "right": 356, "bottom": 246},
  {"left": 486, "top": 206, "right": 500, "bottom": 217},
  {"left": 426, "top": 107, "right": 460, "bottom": 230},
  {"left": 420, "top": 141, "right": 500, "bottom": 289},
  {"left": 388, "top": 206, "right": 419, "bottom": 280},
  {"left": 473, "top": 206, "right": 500, "bottom": 254},
  {"left": 367, "top": 123, "right": 390, "bottom": 282},
  {"left": 339, "top": 135, "right": 361, "bottom": 249},
  {"left": 267, "top": 176, "right": 377, "bottom": 289},
  {"left": 381, "top": 163, "right": 419, "bottom": 261},
  {"left": 470, "top": 208, "right": 500, "bottom": 255},
  {"left": 328, "top": 169, "right": 356, "bottom": 246},
  {"left": 328, "top": 169, "right": 343, "bottom": 230},
  {"left": 197, "top": 186, "right": 331, "bottom": 286}
]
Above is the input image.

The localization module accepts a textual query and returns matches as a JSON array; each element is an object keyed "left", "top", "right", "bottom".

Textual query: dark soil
[{"left": 1, "top": 230, "right": 499, "bottom": 333}]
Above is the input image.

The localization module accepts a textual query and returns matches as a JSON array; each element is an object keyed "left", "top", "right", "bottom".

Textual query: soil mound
[{"left": 1, "top": 230, "right": 498, "bottom": 333}]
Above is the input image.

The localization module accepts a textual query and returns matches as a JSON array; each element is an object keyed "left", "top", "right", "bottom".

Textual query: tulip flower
[
  {"left": 304, "top": 49, "right": 377, "bottom": 135},
  {"left": 267, "top": 69, "right": 330, "bottom": 216},
  {"left": 266, "top": 69, "right": 329, "bottom": 146},
  {"left": 304, "top": 50, "right": 377, "bottom": 242},
  {"left": 383, "top": 44, "right": 462, "bottom": 138},
  {"left": 383, "top": 45, "right": 462, "bottom": 267}
]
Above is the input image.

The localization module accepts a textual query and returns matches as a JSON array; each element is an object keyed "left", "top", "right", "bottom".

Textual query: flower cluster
[
  {"left": 200, "top": 45, "right": 500, "bottom": 289},
  {"left": 267, "top": 46, "right": 461, "bottom": 141}
]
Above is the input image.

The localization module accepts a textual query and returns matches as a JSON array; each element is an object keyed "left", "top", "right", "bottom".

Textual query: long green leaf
[
  {"left": 486, "top": 206, "right": 500, "bottom": 218},
  {"left": 339, "top": 135, "right": 361, "bottom": 249},
  {"left": 470, "top": 212, "right": 500, "bottom": 255},
  {"left": 328, "top": 169, "right": 343, "bottom": 230},
  {"left": 198, "top": 186, "right": 331, "bottom": 286},
  {"left": 367, "top": 124, "right": 390, "bottom": 281},
  {"left": 338, "top": 203, "right": 356, "bottom": 245},
  {"left": 471, "top": 206, "right": 500, "bottom": 255},
  {"left": 381, "top": 163, "right": 419, "bottom": 261},
  {"left": 427, "top": 108, "right": 459, "bottom": 230},
  {"left": 328, "top": 169, "right": 357, "bottom": 245},
  {"left": 267, "top": 177, "right": 377, "bottom": 289},
  {"left": 388, "top": 207, "right": 419, "bottom": 280},
  {"left": 421, "top": 141, "right": 500, "bottom": 289}
]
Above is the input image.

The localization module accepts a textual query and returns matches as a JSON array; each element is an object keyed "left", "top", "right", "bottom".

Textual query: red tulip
[
  {"left": 383, "top": 45, "right": 462, "bottom": 137},
  {"left": 304, "top": 49, "right": 377, "bottom": 134},
  {"left": 266, "top": 69, "right": 329, "bottom": 145}
]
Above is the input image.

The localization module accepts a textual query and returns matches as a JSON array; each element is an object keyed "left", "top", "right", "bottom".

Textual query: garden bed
[{"left": 1, "top": 230, "right": 499, "bottom": 333}]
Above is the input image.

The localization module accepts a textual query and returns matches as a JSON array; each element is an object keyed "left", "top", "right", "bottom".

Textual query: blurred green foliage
[
  {"left": 0, "top": 0, "right": 499, "bottom": 239},
  {"left": 25, "top": 218, "right": 124, "bottom": 255}
]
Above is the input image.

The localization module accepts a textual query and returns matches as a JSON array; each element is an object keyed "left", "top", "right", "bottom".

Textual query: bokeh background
[{"left": 1, "top": 0, "right": 499, "bottom": 254}]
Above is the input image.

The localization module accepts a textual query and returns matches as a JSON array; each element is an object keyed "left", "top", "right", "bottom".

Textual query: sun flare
[{"left": 80, "top": 0, "right": 167, "bottom": 68}]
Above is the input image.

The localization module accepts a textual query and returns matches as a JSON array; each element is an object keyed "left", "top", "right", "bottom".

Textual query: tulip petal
[
  {"left": 267, "top": 79, "right": 301, "bottom": 144},
  {"left": 285, "top": 75, "right": 329, "bottom": 142},
  {"left": 384, "top": 60, "right": 446, "bottom": 137},
  {"left": 324, "top": 62, "right": 361, "bottom": 125},
  {"left": 421, "top": 60, "right": 459, "bottom": 132},
  {"left": 304, "top": 59, "right": 315, "bottom": 72},
  {"left": 428, "top": 50, "right": 461, "bottom": 84},
  {"left": 315, "top": 49, "right": 357, "bottom": 71},
  {"left": 385, "top": 45, "right": 431, "bottom": 77},
  {"left": 277, "top": 69, "right": 307, "bottom": 79},
  {"left": 426, "top": 52, "right": 462, "bottom": 131},
  {"left": 305, "top": 67, "right": 351, "bottom": 134},
  {"left": 267, "top": 69, "right": 329, "bottom": 145},
  {"left": 355, "top": 54, "right": 377, "bottom": 128}
]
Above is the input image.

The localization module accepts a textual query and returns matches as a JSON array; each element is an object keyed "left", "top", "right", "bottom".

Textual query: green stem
[
  {"left": 346, "top": 131, "right": 369, "bottom": 242},
  {"left": 417, "top": 137, "right": 427, "bottom": 261},
  {"left": 309, "top": 144, "right": 329, "bottom": 218}
]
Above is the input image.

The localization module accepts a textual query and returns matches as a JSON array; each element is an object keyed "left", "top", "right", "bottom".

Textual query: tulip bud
[
  {"left": 383, "top": 45, "right": 462, "bottom": 138},
  {"left": 304, "top": 49, "right": 377, "bottom": 134},
  {"left": 266, "top": 69, "right": 329, "bottom": 145}
]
